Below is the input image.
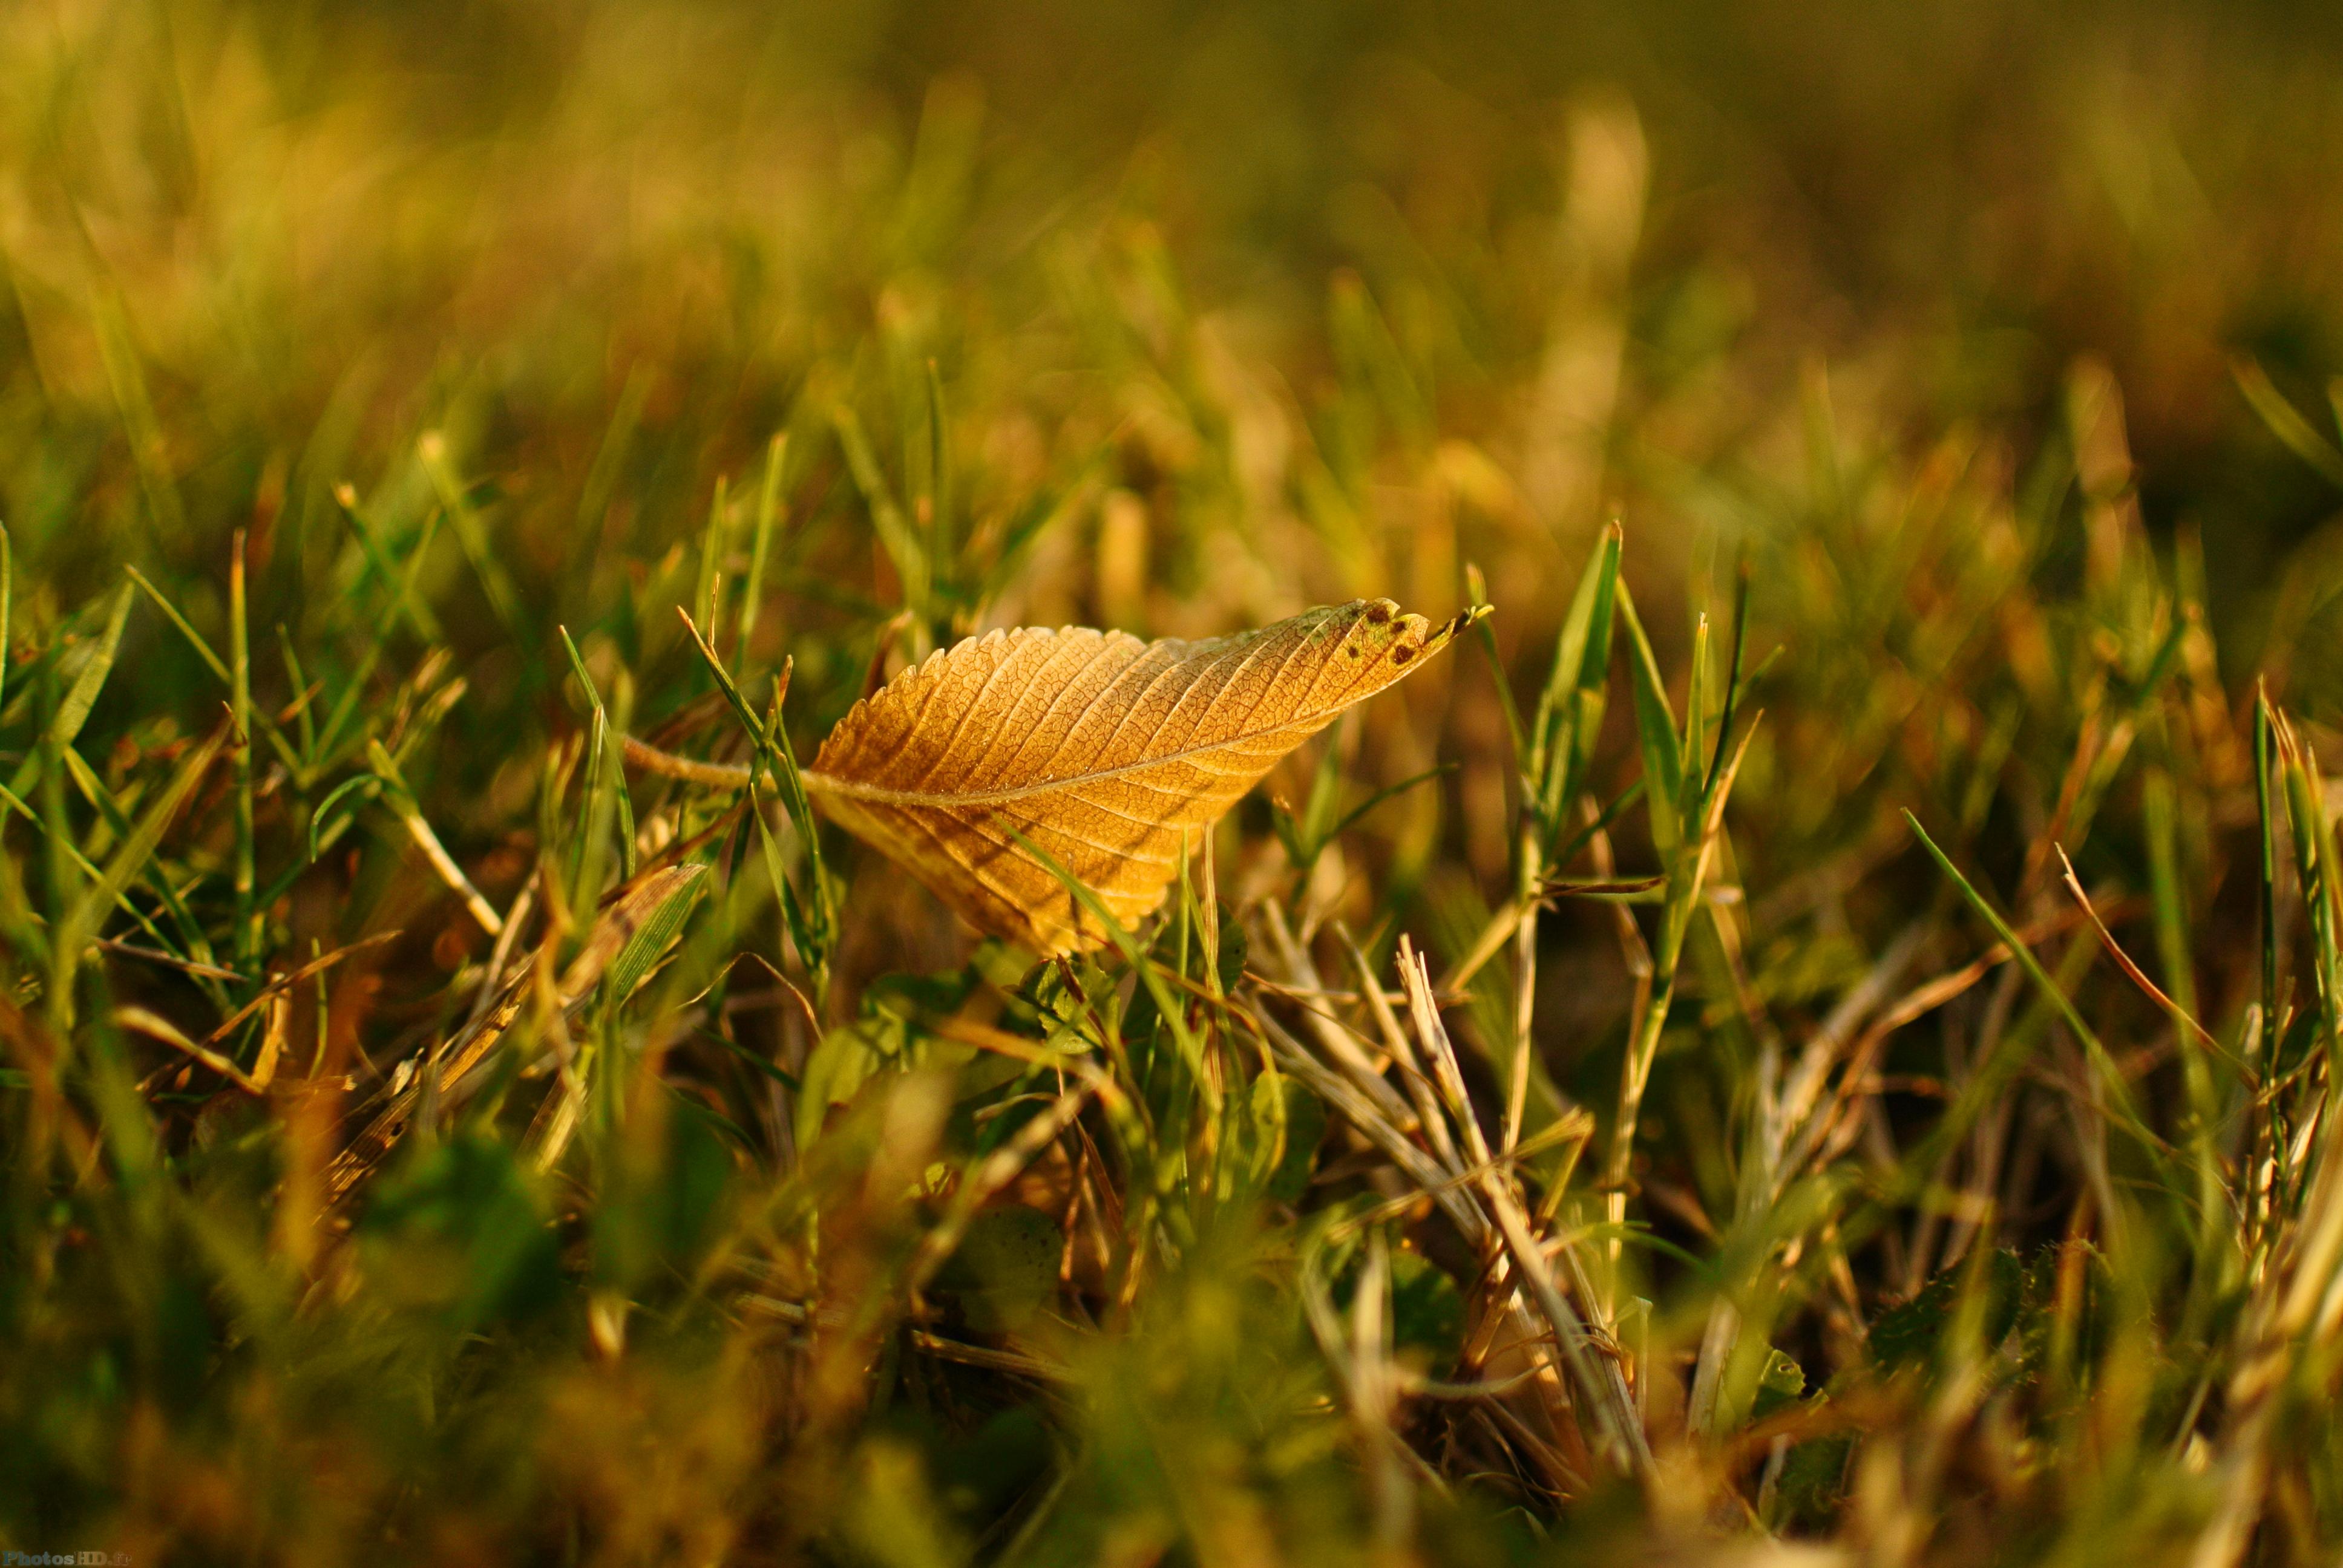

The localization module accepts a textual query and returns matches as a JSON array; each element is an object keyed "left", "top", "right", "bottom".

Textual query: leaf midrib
[{"left": 804, "top": 711, "right": 1323, "bottom": 809}]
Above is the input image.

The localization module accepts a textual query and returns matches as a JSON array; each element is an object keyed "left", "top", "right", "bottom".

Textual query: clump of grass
[{"left": 10, "top": 4, "right": 2343, "bottom": 1564}]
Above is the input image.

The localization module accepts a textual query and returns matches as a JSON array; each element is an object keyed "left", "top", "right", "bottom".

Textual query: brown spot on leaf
[{"left": 1391, "top": 645, "right": 1415, "bottom": 664}]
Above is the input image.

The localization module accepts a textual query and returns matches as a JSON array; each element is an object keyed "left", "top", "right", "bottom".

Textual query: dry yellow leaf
[{"left": 801, "top": 599, "right": 1476, "bottom": 954}]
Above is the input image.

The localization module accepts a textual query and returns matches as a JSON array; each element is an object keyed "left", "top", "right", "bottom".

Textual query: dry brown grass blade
[
  {"left": 804, "top": 599, "right": 1480, "bottom": 954},
  {"left": 1781, "top": 901, "right": 2112, "bottom": 1183},
  {"left": 2054, "top": 845, "right": 2249, "bottom": 1081},
  {"left": 1258, "top": 901, "right": 1422, "bottom": 1134},
  {"left": 1337, "top": 918, "right": 1466, "bottom": 1174},
  {"left": 114, "top": 1005, "right": 264, "bottom": 1095},
  {"left": 1395, "top": 936, "right": 1651, "bottom": 1479},
  {"left": 197, "top": 932, "right": 401, "bottom": 1055},
  {"left": 92, "top": 938, "right": 246, "bottom": 983},
  {"left": 123, "top": 935, "right": 399, "bottom": 1097},
  {"left": 324, "top": 863, "right": 706, "bottom": 1200}
]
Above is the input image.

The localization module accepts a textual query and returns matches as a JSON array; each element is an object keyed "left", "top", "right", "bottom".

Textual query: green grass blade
[
  {"left": 735, "top": 431, "right": 788, "bottom": 667},
  {"left": 122, "top": 566, "right": 307, "bottom": 779},
  {"left": 925, "top": 358, "right": 955, "bottom": 588},
  {"left": 50, "top": 582, "right": 134, "bottom": 752},
  {"left": 1531, "top": 523, "right": 1620, "bottom": 829},
  {"left": 831, "top": 403, "right": 928, "bottom": 624},
  {"left": 673, "top": 614, "right": 831, "bottom": 978},
  {"left": 2234, "top": 359, "right": 2343, "bottom": 488},
  {"left": 1682, "top": 611, "right": 1711, "bottom": 811},
  {"left": 558, "top": 624, "right": 627, "bottom": 907},
  {"left": 332, "top": 483, "right": 445, "bottom": 644},
  {"left": 1462, "top": 564, "right": 1525, "bottom": 777},
  {"left": 751, "top": 781, "right": 820, "bottom": 981},
  {"left": 998, "top": 817, "right": 1214, "bottom": 1112},
  {"left": 1703, "top": 561, "right": 1751, "bottom": 803},
  {"left": 694, "top": 475, "right": 730, "bottom": 648},
  {"left": 59, "top": 748, "right": 217, "bottom": 972},
  {"left": 307, "top": 774, "right": 382, "bottom": 863},
  {"left": 1903, "top": 810, "right": 2169, "bottom": 1171},
  {"left": 601, "top": 864, "right": 707, "bottom": 1005},
  {"left": 1617, "top": 584, "right": 1684, "bottom": 858},
  {"left": 276, "top": 623, "right": 318, "bottom": 766},
  {"left": 55, "top": 730, "right": 225, "bottom": 1013},
  {"left": 418, "top": 432, "right": 529, "bottom": 650}
]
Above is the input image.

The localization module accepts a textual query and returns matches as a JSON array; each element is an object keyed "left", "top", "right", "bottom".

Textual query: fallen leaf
[{"left": 805, "top": 600, "right": 1476, "bottom": 953}]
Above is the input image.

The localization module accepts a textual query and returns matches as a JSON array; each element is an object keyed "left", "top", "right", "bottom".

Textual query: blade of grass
[
  {"left": 1904, "top": 811, "right": 2171, "bottom": 1173},
  {"left": 1532, "top": 523, "right": 1621, "bottom": 848},
  {"left": 1616, "top": 584, "right": 1683, "bottom": 859},
  {"left": 418, "top": 431, "right": 528, "bottom": 650},
  {"left": 925, "top": 358, "right": 955, "bottom": 591},
  {"left": 59, "top": 748, "right": 220, "bottom": 978},
  {"left": 364, "top": 739, "right": 503, "bottom": 937},
  {"left": 1463, "top": 564, "right": 1525, "bottom": 774},
  {"left": 2234, "top": 359, "right": 2343, "bottom": 489},
  {"left": 2, "top": 583, "right": 136, "bottom": 841},
  {"left": 558, "top": 627, "right": 636, "bottom": 918},
  {"left": 998, "top": 817, "right": 1216, "bottom": 1114},
  {"left": 735, "top": 432, "right": 788, "bottom": 667},
  {"left": 0, "top": 521, "right": 12, "bottom": 722},
  {"left": 601, "top": 864, "right": 707, "bottom": 1005},
  {"left": 673, "top": 610, "right": 831, "bottom": 988},
  {"left": 330, "top": 482, "right": 444, "bottom": 644},
  {"left": 277, "top": 624, "right": 318, "bottom": 765},
  {"left": 54, "top": 729, "right": 226, "bottom": 1025},
  {"left": 47, "top": 582, "right": 133, "bottom": 756},
  {"left": 693, "top": 475, "right": 730, "bottom": 649},
  {"left": 1703, "top": 561, "right": 1751, "bottom": 803},
  {"left": 832, "top": 403, "right": 929, "bottom": 627},
  {"left": 0, "top": 777, "right": 194, "bottom": 966},
  {"left": 122, "top": 566, "right": 307, "bottom": 778}
]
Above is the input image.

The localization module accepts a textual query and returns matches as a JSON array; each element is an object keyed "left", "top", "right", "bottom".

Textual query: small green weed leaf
[
  {"left": 1866, "top": 1246, "right": 2107, "bottom": 1388},
  {"left": 1222, "top": 1071, "right": 1323, "bottom": 1204},
  {"left": 1751, "top": 1347, "right": 1805, "bottom": 1420},
  {"left": 1769, "top": 1438, "right": 1853, "bottom": 1533},
  {"left": 1263, "top": 1077, "right": 1326, "bottom": 1203},
  {"left": 1211, "top": 903, "right": 1248, "bottom": 993},
  {"left": 794, "top": 968, "right": 990, "bottom": 1148},
  {"left": 796, "top": 1025, "right": 885, "bottom": 1151}
]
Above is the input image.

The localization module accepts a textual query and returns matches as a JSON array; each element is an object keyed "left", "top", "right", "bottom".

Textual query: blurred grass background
[{"left": 10, "top": 0, "right": 2343, "bottom": 1563}]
